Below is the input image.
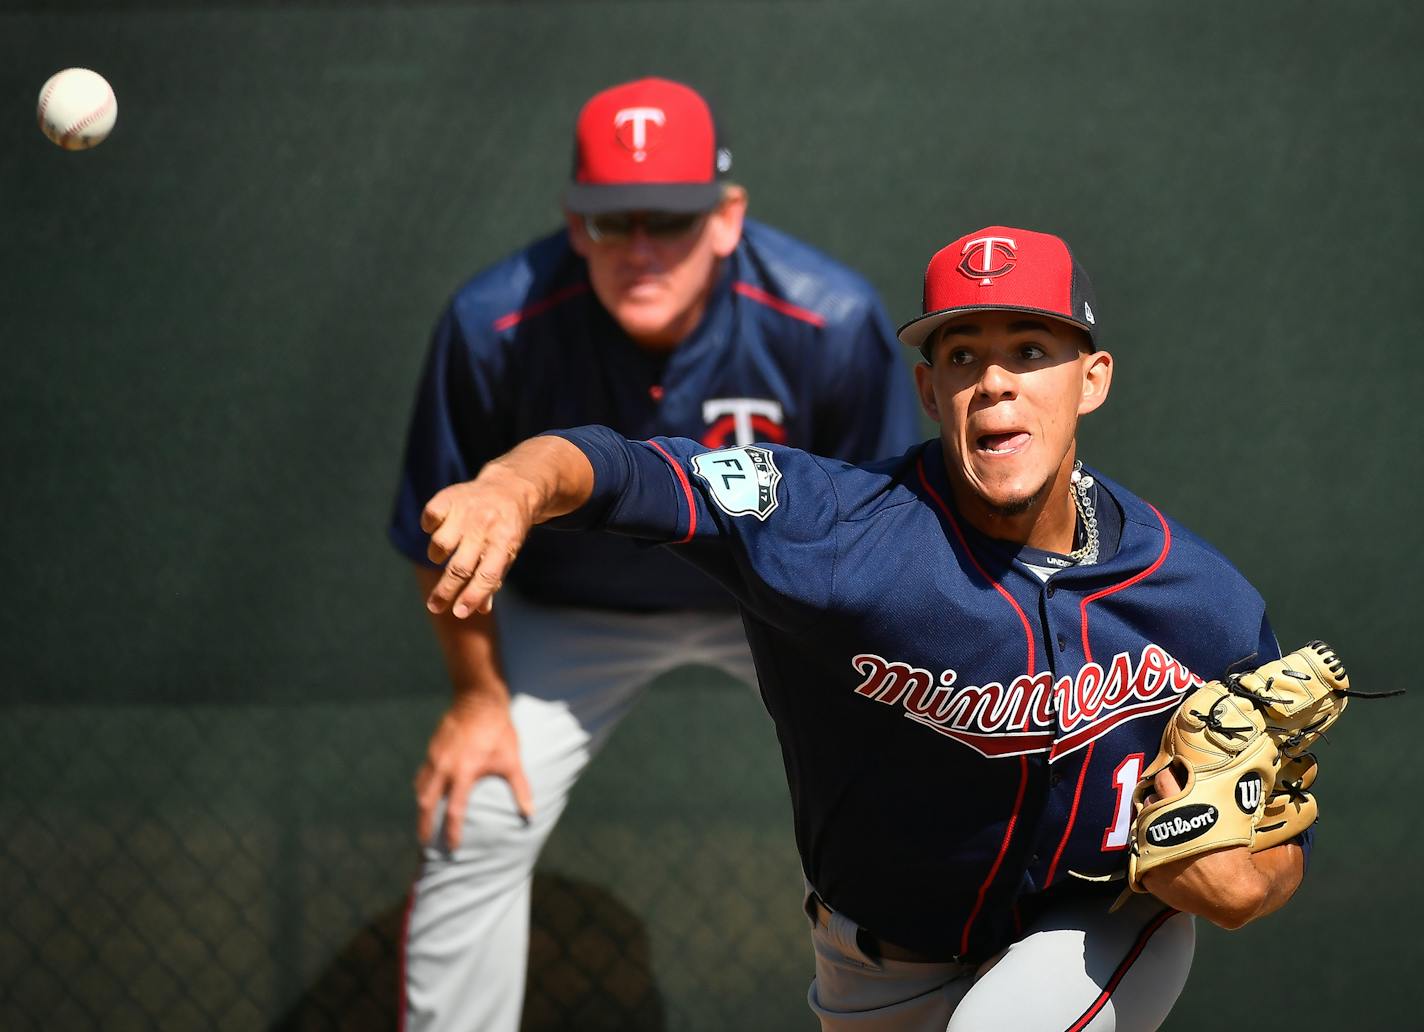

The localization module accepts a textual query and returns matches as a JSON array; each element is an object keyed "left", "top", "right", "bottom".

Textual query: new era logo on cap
[
  {"left": 897, "top": 226, "right": 1100, "bottom": 350},
  {"left": 565, "top": 78, "right": 731, "bottom": 215}
]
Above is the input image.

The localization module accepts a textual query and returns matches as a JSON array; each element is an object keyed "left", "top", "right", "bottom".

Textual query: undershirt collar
[{"left": 963, "top": 477, "right": 1125, "bottom": 583}]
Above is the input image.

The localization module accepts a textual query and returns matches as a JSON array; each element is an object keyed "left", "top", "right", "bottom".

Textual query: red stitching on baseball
[
  {"left": 37, "top": 80, "right": 57, "bottom": 124},
  {"left": 60, "top": 86, "right": 114, "bottom": 144}
]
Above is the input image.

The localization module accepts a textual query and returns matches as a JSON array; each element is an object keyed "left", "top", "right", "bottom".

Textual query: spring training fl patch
[{"left": 690, "top": 446, "right": 782, "bottom": 520}]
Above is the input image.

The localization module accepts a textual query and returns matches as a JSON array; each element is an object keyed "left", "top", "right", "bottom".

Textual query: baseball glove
[
  {"left": 1227, "top": 641, "right": 1353, "bottom": 759},
  {"left": 1123, "top": 641, "right": 1397, "bottom": 895},
  {"left": 1253, "top": 753, "right": 1318, "bottom": 852},
  {"left": 1123, "top": 678, "right": 1278, "bottom": 893}
]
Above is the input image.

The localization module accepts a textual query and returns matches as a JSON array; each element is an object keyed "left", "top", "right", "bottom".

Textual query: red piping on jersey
[
  {"left": 491, "top": 282, "right": 590, "bottom": 332},
  {"left": 916, "top": 456, "right": 1036, "bottom": 673},
  {"left": 1064, "top": 907, "right": 1179, "bottom": 1032},
  {"left": 733, "top": 281, "right": 827, "bottom": 327},
  {"left": 397, "top": 886, "right": 416, "bottom": 1032},
  {"left": 1048, "top": 505, "right": 1171, "bottom": 887},
  {"left": 916, "top": 453, "right": 1037, "bottom": 957},
  {"left": 1042, "top": 740, "right": 1096, "bottom": 888},
  {"left": 644, "top": 440, "right": 697, "bottom": 543},
  {"left": 1080, "top": 504, "right": 1172, "bottom": 662},
  {"left": 961, "top": 755, "right": 1029, "bottom": 957}
]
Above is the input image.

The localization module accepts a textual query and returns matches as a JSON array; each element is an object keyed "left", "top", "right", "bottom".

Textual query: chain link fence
[{"left": 1, "top": 675, "right": 814, "bottom": 1030}]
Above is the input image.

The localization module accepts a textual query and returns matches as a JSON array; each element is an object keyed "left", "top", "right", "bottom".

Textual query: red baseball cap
[
  {"left": 897, "top": 227, "right": 1099, "bottom": 351},
  {"left": 563, "top": 78, "right": 732, "bottom": 215}
]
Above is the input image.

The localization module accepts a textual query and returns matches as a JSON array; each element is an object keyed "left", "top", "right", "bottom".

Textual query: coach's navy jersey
[
  {"left": 551, "top": 427, "right": 1285, "bottom": 960},
  {"left": 389, "top": 219, "right": 920, "bottom": 611}
]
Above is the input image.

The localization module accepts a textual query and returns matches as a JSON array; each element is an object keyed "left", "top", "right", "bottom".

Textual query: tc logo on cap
[
  {"left": 614, "top": 106, "right": 665, "bottom": 162},
  {"left": 896, "top": 225, "right": 1100, "bottom": 350},
  {"left": 958, "top": 236, "right": 1018, "bottom": 286}
]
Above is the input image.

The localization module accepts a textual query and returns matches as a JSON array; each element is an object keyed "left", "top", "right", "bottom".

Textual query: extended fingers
[
  {"left": 423, "top": 482, "right": 485, "bottom": 564},
  {"left": 426, "top": 510, "right": 471, "bottom": 566},
  {"left": 414, "top": 762, "right": 448, "bottom": 845},
  {"left": 443, "top": 772, "right": 476, "bottom": 851},
  {"left": 450, "top": 544, "right": 519, "bottom": 618},
  {"left": 428, "top": 534, "right": 524, "bottom": 619},
  {"left": 426, "top": 549, "right": 504, "bottom": 617},
  {"left": 426, "top": 538, "right": 486, "bottom": 614},
  {"left": 507, "top": 764, "right": 535, "bottom": 822},
  {"left": 420, "top": 490, "right": 453, "bottom": 536}
]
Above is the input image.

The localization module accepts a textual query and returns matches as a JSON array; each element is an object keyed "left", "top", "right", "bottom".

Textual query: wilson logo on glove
[
  {"left": 1235, "top": 772, "right": 1264, "bottom": 813},
  {"left": 1145, "top": 804, "right": 1219, "bottom": 846}
]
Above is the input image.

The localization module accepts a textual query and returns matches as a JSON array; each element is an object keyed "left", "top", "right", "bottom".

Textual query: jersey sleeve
[
  {"left": 811, "top": 294, "right": 923, "bottom": 462},
  {"left": 545, "top": 426, "right": 841, "bottom": 626},
  {"left": 1256, "top": 611, "right": 1283, "bottom": 665},
  {"left": 388, "top": 305, "right": 513, "bottom": 566}
]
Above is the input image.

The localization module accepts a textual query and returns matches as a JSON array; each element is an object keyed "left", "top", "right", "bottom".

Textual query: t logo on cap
[
  {"left": 958, "top": 236, "right": 1018, "bottom": 285},
  {"left": 614, "top": 106, "right": 665, "bottom": 162}
]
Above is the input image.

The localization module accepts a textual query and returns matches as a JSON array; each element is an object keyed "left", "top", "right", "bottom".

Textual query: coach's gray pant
[{"left": 400, "top": 589, "right": 758, "bottom": 1032}]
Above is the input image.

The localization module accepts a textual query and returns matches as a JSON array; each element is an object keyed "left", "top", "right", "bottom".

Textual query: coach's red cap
[
  {"left": 563, "top": 78, "right": 732, "bottom": 215},
  {"left": 897, "top": 227, "right": 1099, "bottom": 350}
]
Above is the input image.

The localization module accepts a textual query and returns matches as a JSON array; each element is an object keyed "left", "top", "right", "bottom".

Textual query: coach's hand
[{"left": 416, "top": 693, "right": 534, "bottom": 850}]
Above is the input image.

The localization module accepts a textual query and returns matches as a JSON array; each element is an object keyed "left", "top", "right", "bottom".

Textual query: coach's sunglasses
[{"left": 582, "top": 210, "right": 707, "bottom": 243}]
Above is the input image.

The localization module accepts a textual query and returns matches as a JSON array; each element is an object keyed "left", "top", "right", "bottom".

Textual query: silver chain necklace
[{"left": 1068, "top": 460, "right": 1100, "bottom": 566}]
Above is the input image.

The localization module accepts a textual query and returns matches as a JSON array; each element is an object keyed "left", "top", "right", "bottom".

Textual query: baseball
[{"left": 37, "top": 68, "right": 117, "bottom": 150}]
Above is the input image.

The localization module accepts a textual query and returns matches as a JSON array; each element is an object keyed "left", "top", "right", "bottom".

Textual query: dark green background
[{"left": 2, "top": 1, "right": 1420, "bottom": 1029}]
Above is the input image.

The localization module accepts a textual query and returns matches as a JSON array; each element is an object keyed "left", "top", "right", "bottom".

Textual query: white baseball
[{"left": 37, "top": 68, "right": 118, "bottom": 151}]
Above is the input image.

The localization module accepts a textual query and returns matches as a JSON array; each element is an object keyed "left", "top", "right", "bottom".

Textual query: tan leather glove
[
  {"left": 1125, "top": 679, "right": 1279, "bottom": 893},
  {"left": 1124, "top": 641, "right": 1398, "bottom": 898},
  {"left": 1253, "top": 753, "right": 1318, "bottom": 852}
]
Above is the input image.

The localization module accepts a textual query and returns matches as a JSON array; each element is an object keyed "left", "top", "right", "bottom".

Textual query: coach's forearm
[
  {"left": 411, "top": 565, "right": 536, "bottom": 839},
  {"left": 415, "top": 565, "right": 510, "bottom": 706}
]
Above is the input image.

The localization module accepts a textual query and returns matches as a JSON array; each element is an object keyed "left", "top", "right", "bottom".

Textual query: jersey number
[{"left": 1102, "top": 753, "right": 1146, "bottom": 851}]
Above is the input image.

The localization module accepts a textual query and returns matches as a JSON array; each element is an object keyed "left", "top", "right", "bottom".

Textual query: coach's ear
[
  {"left": 566, "top": 210, "right": 592, "bottom": 257},
  {"left": 708, "top": 185, "right": 748, "bottom": 259},
  {"left": 1077, "top": 349, "right": 1114, "bottom": 416}
]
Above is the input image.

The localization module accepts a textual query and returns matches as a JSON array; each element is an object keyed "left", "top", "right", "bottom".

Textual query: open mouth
[{"left": 976, "top": 431, "right": 1031, "bottom": 455}]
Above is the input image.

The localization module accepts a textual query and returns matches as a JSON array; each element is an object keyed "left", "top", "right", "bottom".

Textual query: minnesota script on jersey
[{"left": 549, "top": 427, "right": 1282, "bottom": 961}]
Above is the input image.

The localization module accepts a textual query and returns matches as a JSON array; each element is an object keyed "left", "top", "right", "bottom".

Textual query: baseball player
[
  {"left": 388, "top": 78, "right": 921, "bottom": 1031},
  {"left": 416, "top": 226, "right": 1314, "bottom": 1030}
]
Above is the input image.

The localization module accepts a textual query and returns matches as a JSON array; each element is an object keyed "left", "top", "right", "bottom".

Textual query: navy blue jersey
[
  {"left": 389, "top": 219, "right": 921, "bottom": 611},
  {"left": 549, "top": 427, "right": 1293, "bottom": 960}
]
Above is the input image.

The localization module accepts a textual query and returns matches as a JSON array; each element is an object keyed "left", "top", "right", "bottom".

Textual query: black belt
[{"left": 808, "top": 894, "right": 965, "bottom": 965}]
